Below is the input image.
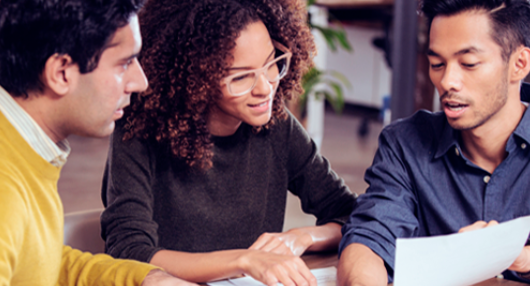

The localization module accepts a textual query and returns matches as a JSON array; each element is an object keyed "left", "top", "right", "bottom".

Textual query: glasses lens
[
  {"left": 226, "top": 49, "right": 290, "bottom": 96},
  {"left": 229, "top": 71, "right": 257, "bottom": 96},
  {"left": 266, "top": 56, "right": 288, "bottom": 82}
]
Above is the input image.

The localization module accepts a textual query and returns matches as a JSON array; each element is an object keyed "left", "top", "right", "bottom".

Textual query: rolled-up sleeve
[{"left": 339, "top": 126, "right": 420, "bottom": 278}]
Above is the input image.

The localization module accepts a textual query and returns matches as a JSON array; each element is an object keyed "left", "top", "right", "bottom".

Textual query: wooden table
[{"left": 300, "top": 252, "right": 528, "bottom": 286}]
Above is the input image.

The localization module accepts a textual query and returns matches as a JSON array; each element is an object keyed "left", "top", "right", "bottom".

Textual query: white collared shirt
[{"left": 0, "top": 86, "right": 70, "bottom": 167}]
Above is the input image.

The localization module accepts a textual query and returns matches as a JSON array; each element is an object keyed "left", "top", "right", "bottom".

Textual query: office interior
[{"left": 57, "top": 0, "right": 530, "bottom": 231}]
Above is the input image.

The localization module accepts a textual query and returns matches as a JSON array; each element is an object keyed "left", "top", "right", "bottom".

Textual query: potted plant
[{"left": 291, "top": 0, "right": 353, "bottom": 122}]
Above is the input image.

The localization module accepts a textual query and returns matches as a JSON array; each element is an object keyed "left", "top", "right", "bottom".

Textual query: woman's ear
[
  {"left": 510, "top": 46, "right": 530, "bottom": 82},
  {"left": 41, "top": 53, "right": 78, "bottom": 97}
]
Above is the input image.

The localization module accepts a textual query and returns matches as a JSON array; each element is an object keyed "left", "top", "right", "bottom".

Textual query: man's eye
[
  {"left": 430, "top": 63, "right": 444, "bottom": 69},
  {"left": 122, "top": 59, "right": 133, "bottom": 70},
  {"left": 462, "top": 63, "right": 478, "bottom": 68}
]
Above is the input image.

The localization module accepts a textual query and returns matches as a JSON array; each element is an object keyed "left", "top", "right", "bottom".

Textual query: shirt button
[
  {"left": 484, "top": 176, "right": 491, "bottom": 184},
  {"left": 522, "top": 143, "right": 527, "bottom": 150},
  {"left": 455, "top": 148, "right": 460, "bottom": 156}
]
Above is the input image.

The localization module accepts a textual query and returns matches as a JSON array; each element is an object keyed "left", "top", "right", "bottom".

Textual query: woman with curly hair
[{"left": 100, "top": 0, "right": 357, "bottom": 284}]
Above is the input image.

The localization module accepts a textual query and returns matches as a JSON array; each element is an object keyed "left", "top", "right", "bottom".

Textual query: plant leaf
[
  {"left": 322, "top": 91, "right": 341, "bottom": 114},
  {"left": 301, "top": 67, "right": 323, "bottom": 105},
  {"left": 333, "top": 29, "right": 352, "bottom": 52},
  {"left": 328, "top": 70, "right": 352, "bottom": 89},
  {"left": 328, "top": 82, "right": 345, "bottom": 114},
  {"left": 301, "top": 67, "right": 350, "bottom": 115},
  {"left": 311, "top": 24, "right": 353, "bottom": 53},
  {"left": 310, "top": 24, "right": 338, "bottom": 52}
]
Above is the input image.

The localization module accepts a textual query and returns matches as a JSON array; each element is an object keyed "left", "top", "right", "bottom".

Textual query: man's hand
[
  {"left": 141, "top": 269, "right": 199, "bottom": 286},
  {"left": 457, "top": 220, "right": 499, "bottom": 233},
  {"left": 238, "top": 249, "right": 317, "bottom": 286},
  {"left": 337, "top": 243, "right": 387, "bottom": 286},
  {"left": 459, "top": 220, "right": 530, "bottom": 273},
  {"left": 509, "top": 246, "right": 530, "bottom": 273},
  {"left": 249, "top": 229, "right": 313, "bottom": 256}
]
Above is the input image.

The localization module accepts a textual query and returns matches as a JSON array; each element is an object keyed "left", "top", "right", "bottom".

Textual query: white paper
[
  {"left": 310, "top": 266, "right": 337, "bottom": 286},
  {"left": 207, "top": 266, "right": 336, "bottom": 286},
  {"left": 394, "top": 215, "right": 530, "bottom": 286},
  {"left": 208, "top": 280, "right": 236, "bottom": 286}
]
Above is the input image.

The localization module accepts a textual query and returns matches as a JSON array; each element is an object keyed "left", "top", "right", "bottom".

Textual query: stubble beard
[{"left": 447, "top": 69, "right": 509, "bottom": 131}]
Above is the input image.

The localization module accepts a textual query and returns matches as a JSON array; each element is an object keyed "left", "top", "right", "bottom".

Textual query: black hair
[
  {"left": 419, "top": 0, "right": 530, "bottom": 61},
  {"left": 0, "top": 0, "right": 146, "bottom": 97}
]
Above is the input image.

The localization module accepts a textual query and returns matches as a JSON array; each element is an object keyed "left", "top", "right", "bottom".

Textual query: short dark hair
[
  {"left": 0, "top": 0, "right": 146, "bottom": 97},
  {"left": 419, "top": 0, "right": 530, "bottom": 61}
]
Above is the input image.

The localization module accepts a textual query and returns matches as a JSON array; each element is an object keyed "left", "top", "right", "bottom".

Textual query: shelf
[{"left": 315, "top": 0, "right": 393, "bottom": 8}]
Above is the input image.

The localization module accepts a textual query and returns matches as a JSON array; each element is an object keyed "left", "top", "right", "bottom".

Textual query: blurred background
[{"left": 58, "top": 0, "right": 530, "bottom": 230}]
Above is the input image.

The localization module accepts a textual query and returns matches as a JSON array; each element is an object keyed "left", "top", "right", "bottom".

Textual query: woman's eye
[{"left": 233, "top": 74, "right": 250, "bottom": 82}]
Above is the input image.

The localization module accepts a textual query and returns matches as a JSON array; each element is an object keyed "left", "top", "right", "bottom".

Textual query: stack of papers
[{"left": 207, "top": 266, "right": 337, "bottom": 286}]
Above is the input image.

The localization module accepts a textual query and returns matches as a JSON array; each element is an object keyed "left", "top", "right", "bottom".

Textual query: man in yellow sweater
[{"left": 0, "top": 0, "right": 197, "bottom": 285}]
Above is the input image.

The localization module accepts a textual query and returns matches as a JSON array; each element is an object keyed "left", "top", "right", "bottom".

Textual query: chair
[{"left": 63, "top": 208, "right": 105, "bottom": 254}]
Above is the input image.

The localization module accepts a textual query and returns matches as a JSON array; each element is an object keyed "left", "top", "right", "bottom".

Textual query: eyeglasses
[{"left": 222, "top": 41, "right": 292, "bottom": 96}]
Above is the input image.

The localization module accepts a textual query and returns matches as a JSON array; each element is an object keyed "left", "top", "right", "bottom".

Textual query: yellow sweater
[{"left": 0, "top": 111, "right": 158, "bottom": 285}]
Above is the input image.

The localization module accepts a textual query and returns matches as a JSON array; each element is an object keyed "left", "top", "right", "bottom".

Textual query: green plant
[
  {"left": 301, "top": 67, "right": 351, "bottom": 116},
  {"left": 300, "top": 0, "right": 352, "bottom": 115}
]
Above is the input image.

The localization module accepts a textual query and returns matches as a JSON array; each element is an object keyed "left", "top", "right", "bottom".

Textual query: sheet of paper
[
  {"left": 394, "top": 215, "right": 530, "bottom": 286},
  {"left": 207, "top": 280, "right": 236, "bottom": 286},
  {"left": 207, "top": 266, "right": 337, "bottom": 286},
  {"left": 310, "top": 266, "right": 337, "bottom": 286}
]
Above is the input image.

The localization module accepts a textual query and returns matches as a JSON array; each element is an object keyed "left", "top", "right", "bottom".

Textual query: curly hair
[{"left": 124, "top": 0, "right": 315, "bottom": 170}]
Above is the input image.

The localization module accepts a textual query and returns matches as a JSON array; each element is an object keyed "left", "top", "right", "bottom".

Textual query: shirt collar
[
  {"left": 0, "top": 86, "right": 70, "bottom": 167},
  {"left": 434, "top": 82, "right": 530, "bottom": 159},
  {"left": 514, "top": 83, "right": 530, "bottom": 144},
  {"left": 434, "top": 116, "right": 459, "bottom": 159}
]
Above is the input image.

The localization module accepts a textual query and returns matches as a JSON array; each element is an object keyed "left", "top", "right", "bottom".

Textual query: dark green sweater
[{"left": 101, "top": 113, "right": 356, "bottom": 263}]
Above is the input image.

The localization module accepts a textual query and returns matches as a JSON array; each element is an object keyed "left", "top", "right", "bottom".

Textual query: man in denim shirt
[{"left": 337, "top": 0, "right": 530, "bottom": 285}]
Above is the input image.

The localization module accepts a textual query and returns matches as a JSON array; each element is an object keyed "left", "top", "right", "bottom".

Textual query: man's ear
[
  {"left": 41, "top": 53, "right": 78, "bottom": 96},
  {"left": 510, "top": 46, "right": 530, "bottom": 82}
]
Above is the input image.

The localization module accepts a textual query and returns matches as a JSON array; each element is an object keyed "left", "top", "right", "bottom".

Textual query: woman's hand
[
  {"left": 238, "top": 250, "right": 317, "bottom": 286},
  {"left": 249, "top": 222, "right": 343, "bottom": 256},
  {"left": 148, "top": 223, "right": 342, "bottom": 284},
  {"left": 249, "top": 229, "right": 313, "bottom": 256}
]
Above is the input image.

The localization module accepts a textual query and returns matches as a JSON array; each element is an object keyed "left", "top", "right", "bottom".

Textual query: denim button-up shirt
[{"left": 340, "top": 83, "right": 530, "bottom": 283}]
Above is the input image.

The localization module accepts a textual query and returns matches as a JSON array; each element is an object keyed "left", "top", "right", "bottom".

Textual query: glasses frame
[{"left": 222, "top": 40, "right": 292, "bottom": 97}]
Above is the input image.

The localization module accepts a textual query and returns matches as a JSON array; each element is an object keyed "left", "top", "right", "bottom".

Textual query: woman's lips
[{"left": 248, "top": 99, "right": 270, "bottom": 114}]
